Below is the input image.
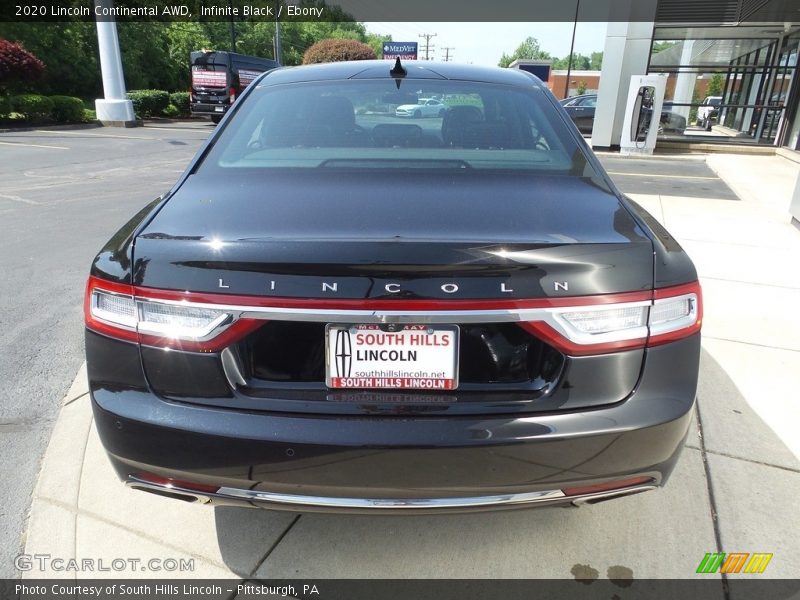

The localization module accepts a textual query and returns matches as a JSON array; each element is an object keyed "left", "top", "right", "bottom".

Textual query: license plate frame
[{"left": 325, "top": 324, "right": 459, "bottom": 390}]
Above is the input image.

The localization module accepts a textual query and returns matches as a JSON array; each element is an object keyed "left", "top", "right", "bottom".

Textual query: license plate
[
  {"left": 326, "top": 324, "right": 459, "bottom": 390},
  {"left": 214, "top": 106, "right": 224, "bottom": 112}
]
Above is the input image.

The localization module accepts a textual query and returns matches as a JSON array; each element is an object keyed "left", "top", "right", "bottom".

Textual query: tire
[
  {"left": 438, "top": 109, "right": 446, "bottom": 117},
  {"left": 211, "top": 115, "right": 222, "bottom": 124},
  {"left": 414, "top": 109, "right": 422, "bottom": 118}
]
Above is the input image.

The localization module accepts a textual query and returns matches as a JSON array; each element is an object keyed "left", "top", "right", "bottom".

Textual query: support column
[
  {"left": 591, "top": 0, "right": 657, "bottom": 149},
  {"left": 94, "top": 0, "right": 136, "bottom": 127},
  {"left": 672, "top": 40, "right": 696, "bottom": 122}
]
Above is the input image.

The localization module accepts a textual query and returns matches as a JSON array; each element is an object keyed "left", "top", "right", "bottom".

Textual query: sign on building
[{"left": 383, "top": 42, "right": 418, "bottom": 60}]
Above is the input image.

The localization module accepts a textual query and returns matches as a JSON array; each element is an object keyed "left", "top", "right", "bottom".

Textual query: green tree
[
  {"left": 498, "top": 37, "right": 551, "bottom": 68},
  {"left": 590, "top": 51, "right": 603, "bottom": 70},
  {"left": 0, "top": 22, "right": 102, "bottom": 97},
  {"left": 552, "top": 53, "right": 590, "bottom": 70},
  {"left": 706, "top": 73, "right": 724, "bottom": 97}
]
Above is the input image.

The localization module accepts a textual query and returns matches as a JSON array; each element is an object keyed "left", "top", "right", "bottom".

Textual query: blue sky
[{"left": 364, "top": 22, "right": 609, "bottom": 66}]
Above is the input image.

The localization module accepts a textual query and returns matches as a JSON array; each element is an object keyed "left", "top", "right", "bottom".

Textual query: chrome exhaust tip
[
  {"left": 571, "top": 485, "right": 658, "bottom": 506},
  {"left": 126, "top": 480, "right": 212, "bottom": 504}
]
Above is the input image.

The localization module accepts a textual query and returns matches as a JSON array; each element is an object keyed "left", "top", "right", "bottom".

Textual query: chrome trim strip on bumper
[
  {"left": 215, "top": 487, "right": 567, "bottom": 509},
  {"left": 126, "top": 476, "right": 658, "bottom": 510},
  {"left": 127, "top": 297, "right": 655, "bottom": 345}
]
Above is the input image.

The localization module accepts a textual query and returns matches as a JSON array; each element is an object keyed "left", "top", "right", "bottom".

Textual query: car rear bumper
[
  {"left": 90, "top": 334, "right": 699, "bottom": 513},
  {"left": 190, "top": 103, "right": 228, "bottom": 116}
]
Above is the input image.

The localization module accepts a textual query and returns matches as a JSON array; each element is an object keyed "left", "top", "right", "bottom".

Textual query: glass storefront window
[{"left": 647, "top": 29, "right": 800, "bottom": 145}]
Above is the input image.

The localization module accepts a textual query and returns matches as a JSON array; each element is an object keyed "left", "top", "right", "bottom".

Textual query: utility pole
[
  {"left": 274, "top": 0, "right": 282, "bottom": 64},
  {"left": 419, "top": 33, "right": 437, "bottom": 60},
  {"left": 228, "top": 0, "right": 236, "bottom": 52},
  {"left": 442, "top": 47, "right": 454, "bottom": 62}
]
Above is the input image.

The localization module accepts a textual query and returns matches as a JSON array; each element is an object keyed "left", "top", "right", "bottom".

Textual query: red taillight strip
[
  {"left": 86, "top": 276, "right": 701, "bottom": 356},
  {"left": 137, "top": 319, "right": 262, "bottom": 353},
  {"left": 132, "top": 284, "right": 654, "bottom": 311},
  {"left": 517, "top": 321, "right": 648, "bottom": 356}
]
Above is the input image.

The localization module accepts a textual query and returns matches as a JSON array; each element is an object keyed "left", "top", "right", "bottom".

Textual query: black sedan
[
  {"left": 561, "top": 93, "right": 687, "bottom": 135},
  {"left": 85, "top": 61, "right": 702, "bottom": 512}
]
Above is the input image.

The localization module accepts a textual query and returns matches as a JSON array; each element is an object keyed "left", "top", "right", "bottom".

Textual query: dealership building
[{"left": 542, "top": 0, "right": 800, "bottom": 151}]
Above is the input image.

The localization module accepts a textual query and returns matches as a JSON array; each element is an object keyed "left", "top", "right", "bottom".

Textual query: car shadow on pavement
[{"left": 212, "top": 348, "right": 799, "bottom": 579}]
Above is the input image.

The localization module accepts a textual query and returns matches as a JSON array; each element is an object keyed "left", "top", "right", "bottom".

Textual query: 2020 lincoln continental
[{"left": 85, "top": 60, "right": 702, "bottom": 512}]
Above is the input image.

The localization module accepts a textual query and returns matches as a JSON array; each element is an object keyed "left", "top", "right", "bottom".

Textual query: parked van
[{"left": 190, "top": 50, "right": 280, "bottom": 123}]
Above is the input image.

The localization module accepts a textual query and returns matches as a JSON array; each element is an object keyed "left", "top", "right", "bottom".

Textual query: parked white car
[
  {"left": 395, "top": 98, "right": 448, "bottom": 118},
  {"left": 697, "top": 96, "right": 722, "bottom": 129}
]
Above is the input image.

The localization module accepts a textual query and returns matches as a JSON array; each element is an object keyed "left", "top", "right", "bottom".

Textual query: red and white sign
[
  {"left": 326, "top": 324, "right": 458, "bottom": 390},
  {"left": 238, "top": 69, "right": 262, "bottom": 86},
  {"left": 191, "top": 68, "right": 227, "bottom": 88}
]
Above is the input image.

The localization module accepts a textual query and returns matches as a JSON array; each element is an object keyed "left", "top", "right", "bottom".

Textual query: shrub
[
  {"left": 126, "top": 89, "right": 170, "bottom": 117},
  {"left": 83, "top": 108, "right": 97, "bottom": 122},
  {"left": 169, "top": 91, "right": 190, "bottom": 116},
  {"left": 0, "top": 39, "right": 45, "bottom": 90},
  {"left": 11, "top": 93, "right": 53, "bottom": 120},
  {"left": 49, "top": 95, "right": 84, "bottom": 122},
  {"left": 162, "top": 104, "right": 179, "bottom": 118},
  {"left": 303, "top": 39, "right": 376, "bottom": 65},
  {"left": 0, "top": 95, "right": 11, "bottom": 118}
]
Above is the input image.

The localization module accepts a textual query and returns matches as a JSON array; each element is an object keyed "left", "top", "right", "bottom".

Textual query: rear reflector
[
  {"left": 562, "top": 476, "right": 654, "bottom": 497},
  {"left": 133, "top": 472, "right": 220, "bottom": 494}
]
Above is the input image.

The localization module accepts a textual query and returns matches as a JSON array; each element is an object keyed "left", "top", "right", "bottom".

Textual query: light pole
[
  {"left": 228, "top": 0, "right": 237, "bottom": 52},
  {"left": 274, "top": 0, "right": 283, "bottom": 64},
  {"left": 563, "top": 0, "right": 580, "bottom": 99},
  {"left": 94, "top": 0, "right": 136, "bottom": 126}
]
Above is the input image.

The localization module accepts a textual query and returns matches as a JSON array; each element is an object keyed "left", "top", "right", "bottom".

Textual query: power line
[
  {"left": 419, "top": 33, "right": 437, "bottom": 60},
  {"left": 442, "top": 47, "right": 454, "bottom": 62}
]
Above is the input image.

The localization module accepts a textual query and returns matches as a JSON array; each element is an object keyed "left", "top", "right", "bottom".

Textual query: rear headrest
[
  {"left": 311, "top": 96, "right": 356, "bottom": 130},
  {"left": 441, "top": 105, "right": 484, "bottom": 147}
]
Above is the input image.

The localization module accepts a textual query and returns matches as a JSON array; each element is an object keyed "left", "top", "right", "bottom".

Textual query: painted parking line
[
  {"left": 0, "top": 140, "right": 69, "bottom": 150},
  {"left": 141, "top": 126, "right": 212, "bottom": 132},
  {"left": 33, "top": 129, "right": 153, "bottom": 140},
  {"left": 607, "top": 171, "right": 719, "bottom": 181}
]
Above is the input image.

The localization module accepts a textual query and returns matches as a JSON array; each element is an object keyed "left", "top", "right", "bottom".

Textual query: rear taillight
[
  {"left": 229, "top": 86, "right": 236, "bottom": 104},
  {"left": 85, "top": 276, "right": 260, "bottom": 352},
  {"left": 85, "top": 276, "right": 701, "bottom": 356},
  {"left": 519, "top": 281, "right": 702, "bottom": 355}
]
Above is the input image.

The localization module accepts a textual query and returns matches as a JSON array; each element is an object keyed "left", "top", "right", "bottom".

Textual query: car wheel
[
  {"left": 414, "top": 109, "right": 422, "bottom": 118},
  {"left": 211, "top": 115, "right": 222, "bottom": 124},
  {"left": 704, "top": 118, "right": 712, "bottom": 131},
  {"left": 438, "top": 109, "right": 446, "bottom": 117}
]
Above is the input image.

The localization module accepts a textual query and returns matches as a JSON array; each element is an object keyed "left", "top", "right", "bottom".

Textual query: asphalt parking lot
[{"left": 2, "top": 122, "right": 799, "bottom": 588}]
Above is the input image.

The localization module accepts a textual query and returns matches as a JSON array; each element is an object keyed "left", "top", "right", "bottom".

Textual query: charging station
[{"left": 620, "top": 75, "right": 667, "bottom": 156}]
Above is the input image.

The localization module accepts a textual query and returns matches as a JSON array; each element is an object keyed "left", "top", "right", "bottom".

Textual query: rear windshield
[
  {"left": 191, "top": 53, "right": 228, "bottom": 88},
  {"left": 202, "top": 79, "right": 595, "bottom": 174}
]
